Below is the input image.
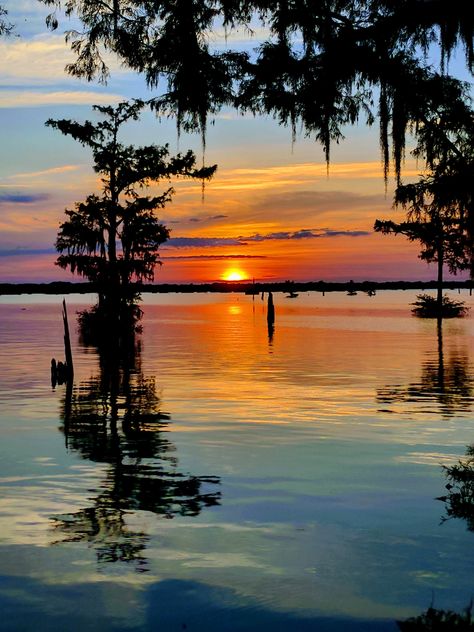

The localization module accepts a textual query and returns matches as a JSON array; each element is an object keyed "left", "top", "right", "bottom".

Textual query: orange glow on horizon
[{"left": 0, "top": 154, "right": 441, "bottom": 284}]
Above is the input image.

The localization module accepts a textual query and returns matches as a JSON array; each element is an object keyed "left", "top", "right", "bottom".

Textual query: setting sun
[{"left": 222, "top": 268, "right": 247, "bottom": 282}]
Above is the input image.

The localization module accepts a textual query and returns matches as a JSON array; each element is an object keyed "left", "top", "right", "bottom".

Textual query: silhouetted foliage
[
  {"left": 406, "top": 104, "right": 474, "bottom": 274},
  {"left": 397, "top": 604, "right": 474, "bottom": 631},
  {"left": 0, "top": 5, "right": 13, "bottom": 36},
  {"left": 374, "top": 215, "right": 469, "bottom": 278},
  {"left": 374, "top": 169, "right": 471, "bottom": 314},
  {"left": 40, "top": 1, "right": 474, "bottom": 178},
  {"left": 411, "top": 294, "right": 468, "bottom": 318},
  {"left": 54, "top": 328, "right": 221, "bottom": 571},
  {"left": 375, "top": 83, "right": 474, "bottom": 277},
  {"left": 48, "top": 100, "right": 216, "bottom": 324}
]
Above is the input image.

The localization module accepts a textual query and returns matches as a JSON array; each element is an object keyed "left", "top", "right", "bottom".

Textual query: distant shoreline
[{"left": 1, "top": 280, "right": 473, "bottom": 296}]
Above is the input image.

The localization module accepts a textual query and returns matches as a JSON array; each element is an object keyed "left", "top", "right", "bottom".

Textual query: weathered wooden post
[{"left": 62, "top": 299, "right": 74, "bottom": 381}]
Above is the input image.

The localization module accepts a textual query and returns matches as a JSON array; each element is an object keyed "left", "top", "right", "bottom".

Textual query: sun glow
[{"left": 222, "top": 268, "right": 247, "bottom": 281}]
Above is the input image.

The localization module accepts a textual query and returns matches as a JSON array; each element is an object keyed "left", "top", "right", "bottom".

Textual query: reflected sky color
[{"left": 1, "top": 292, "right": 474, "bottom": 630}]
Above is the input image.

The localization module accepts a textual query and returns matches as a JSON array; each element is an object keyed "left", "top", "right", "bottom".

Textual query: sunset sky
[{"left": 0, "top": 2, "right": 470, "bottom": 284}]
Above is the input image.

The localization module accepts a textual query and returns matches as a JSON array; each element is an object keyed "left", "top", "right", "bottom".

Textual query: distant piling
[{"left": 267, "top": 291, "right": 275, "bottom": 326}]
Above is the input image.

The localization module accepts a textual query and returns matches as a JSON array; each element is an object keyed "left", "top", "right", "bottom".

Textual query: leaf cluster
[
  {"left": 0, "top": 5, "right": 13, "bottom": 36},
  {"left": 46, "top": 100, "right": 215, "bottom": 198},
  {"left": 55, "top": 194, "right": 171, "bottom": 284}
]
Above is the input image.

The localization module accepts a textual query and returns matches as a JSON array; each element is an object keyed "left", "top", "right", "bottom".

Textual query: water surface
[{"left": 1, "top": 290, "right": 473, "bottom": 630}]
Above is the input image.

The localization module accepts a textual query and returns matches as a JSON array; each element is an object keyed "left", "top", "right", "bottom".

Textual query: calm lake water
[{"left": 1, "top": 290, "right": 474, "bottom": 631}]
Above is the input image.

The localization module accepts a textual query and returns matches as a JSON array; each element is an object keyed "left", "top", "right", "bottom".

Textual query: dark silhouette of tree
[
  {"left": 374, "top": 209, "right": 469, "bottom": 316},
  {"left": 40, "top": 2, "right": 474, "bottom": 278},
  {"left": 39, "top": 1, "right": 473, "bottom": 178},
  {"left": 375, "top": 106, "right": 474, "bottom": 313},
  {"left": 408, "top": 101, "right": 474, "bottom": 274},
  {"left": 48, "top": 100, "right": 216, "bottom": 324},
  {"left": 397, "top": 604, "right": 474, "bottom": 631},
  {"left": 0, "top": 5, "right": 13, "bottom": 36},
  {"left": 53, "top": 329, "right": 221, "bottom": 571}
]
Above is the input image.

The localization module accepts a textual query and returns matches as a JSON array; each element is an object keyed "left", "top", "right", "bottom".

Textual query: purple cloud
[
  {"left": 0, "top": 192, "right": 50, "bottom": 204},
  {"left": 162, "top": 254, "right": 267, "bottom": 260},
  {"left": 165, "top": 229, "right": 370, "bottom": 249}
]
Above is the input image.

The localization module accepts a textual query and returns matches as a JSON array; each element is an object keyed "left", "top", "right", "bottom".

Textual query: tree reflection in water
[
  {"left": 377, "top": 320, "right": 473, "bottom": 417},
  {"left": 438, "top": 445, "right": 474, "bottom": 532},
  {"left": 53, "top": 327, "right": 221, "bottom": 572},
  {"left": 393, "top": 324, "right": 474, "bottom": 629}
]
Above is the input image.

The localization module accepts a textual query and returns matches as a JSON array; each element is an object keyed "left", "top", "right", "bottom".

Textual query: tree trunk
[
  {"left": 437, "top": 239, "right": 444, "bottom": 316},
  {"left": 107, "top": 208, "right": 120, "bottom": 323},
  {"left": 436, "top": 317, "right": 444, "bottom": 389},
  {"left": 107, "top": 156, "right": 121, "bottom": 323}
]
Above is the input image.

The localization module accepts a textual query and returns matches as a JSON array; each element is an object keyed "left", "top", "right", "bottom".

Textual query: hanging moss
[{"left": 41, "top": 1, "right": 474, "bottom": 184}]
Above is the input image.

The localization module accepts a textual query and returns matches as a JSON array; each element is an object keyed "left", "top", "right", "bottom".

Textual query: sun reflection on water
[{"left": 1, "top": 291, "right": 474, "bottom": 629}]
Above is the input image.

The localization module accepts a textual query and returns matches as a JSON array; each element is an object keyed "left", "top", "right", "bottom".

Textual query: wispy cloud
[
  {"left": 207, "top": 161, "right": 422, "bottom": 192},
  {"left": 167, "top": 237, "right": 243, "bottom": 248},
  {"left": 7, "top": 165, "right": 80, "bottom": 180},
  {"left": 0, "top": 89, "right": 123, "bottom": 108},
  {"left": 252, "top": 190, "right": 387, "bottom": 214},
  {"left": 162, "top": 254, "right": 267, "bottom": 260},
  {"left": 167, "top": 164, "right": 417, "bottom": 232},
  {"left": 0, "top": 34, "right": 127, "bottom": 85},
  {"left": 0, "top": 35, "right": 74, "bottom": 84}
]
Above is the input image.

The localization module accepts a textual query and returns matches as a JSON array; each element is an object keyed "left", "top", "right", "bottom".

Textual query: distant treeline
[{"left": 1, "top": 279, "right": 473, "bottom": 296}]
